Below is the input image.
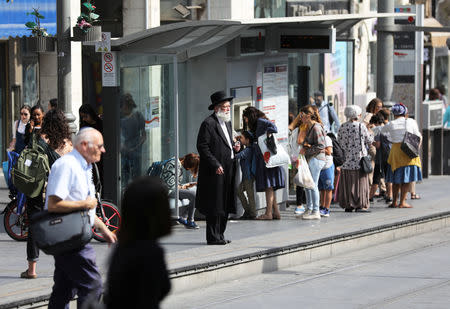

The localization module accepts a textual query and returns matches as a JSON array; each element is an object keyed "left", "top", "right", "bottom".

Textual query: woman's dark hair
[
  {"left": 300, "top": 105, "right": 322, "bottom": 124},
  {"left": 242, "top": 106, "right": 267, "bottom": 132},
  {"left": 181, "top": 153, "right": 200, "bottom": 177},
  {"left": 20, "top": 105, "right": 31, "bottom": 114},
  {"left": 79, "top": 104, "right": 102, "bottom": 127},
  {"left": 119, "top": 176, "right": 172, "bottom": 244},
  {"left": 241, "top": 131, "right": 253, "bottom": 143},
  {"left": 30, "top": 104, "right": 44, "bottom": 116},
  {"left": 49, "top": 98, "right": 58, "bottom": 109},
  {"left": 41, "top": 109, "right": 71, "bottom": 150},
  {"left": 369, "top": 114, "right": 384, "bottom": 125},
  {"left": 366, "top": 98, "right": 383, "bottom": 113},
  {"left": 377, "top": 108, "right": 390, "bottom": 122},
  {"left": 429, "top": 88, "right": 440, "bottom": 100},
  {"left": 121, "top": 93, "right": 137, "bottom": 108}
]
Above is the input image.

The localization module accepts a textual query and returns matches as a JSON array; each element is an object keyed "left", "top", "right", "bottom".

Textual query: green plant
[
  {"left": 25, "top": 8, "right": 48, "bottom": 37},
  {"left": 76, "top": 0, "right": 100, "bottom": 33}
]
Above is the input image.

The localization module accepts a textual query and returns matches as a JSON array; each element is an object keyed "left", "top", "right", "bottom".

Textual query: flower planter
[
  {"left": 72, "top": 25, "right": 101, "bottom": 42},
  {"left": 26, "top": 36, "right": 55, "bottom": 53}
]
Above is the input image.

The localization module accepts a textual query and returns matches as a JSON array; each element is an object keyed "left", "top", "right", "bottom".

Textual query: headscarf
[
  {"left": 391, "top": 103, "right": 407, "bottom": 116},
  {"left": 344, "top": 105, "right": 362, "bottom": 120}
]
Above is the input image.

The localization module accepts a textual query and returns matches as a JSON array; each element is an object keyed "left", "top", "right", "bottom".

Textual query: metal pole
[
  {"left": 57, "top": 0, "right": 77, "bottom": 133},
  {"left": 415, "top": 4, "right": 424, "bottom": 127},
  {"left": 173, "top": 55, "right": 179, "bottom": 218},
  {"left": 376, "top": 0, "right": 394, "bottom": 104}
]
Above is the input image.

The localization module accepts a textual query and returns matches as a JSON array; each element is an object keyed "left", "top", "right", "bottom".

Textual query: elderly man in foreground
[{"left": 45, "top": 127, "right": 117, "bottom": 309}]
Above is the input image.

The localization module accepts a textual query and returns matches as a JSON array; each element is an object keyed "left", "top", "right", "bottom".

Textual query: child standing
[
  {"left": 319, "top": 134, "right": 334, "bottom": 217},
  {"left": 236, "top": 131, "right": 257, "bottom": 220}
]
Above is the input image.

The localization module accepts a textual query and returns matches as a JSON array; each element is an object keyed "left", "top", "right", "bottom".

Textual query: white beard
[{"left": 216, "top": 110, "right": 231, "bottom": 122}]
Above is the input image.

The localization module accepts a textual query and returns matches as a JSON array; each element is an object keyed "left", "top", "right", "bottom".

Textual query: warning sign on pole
[
  {"left": 95, "top": 32, "right": 111, "bottom": 53},
  {"left": 102, "top": 51, "right": 117, "bottom": 87}
]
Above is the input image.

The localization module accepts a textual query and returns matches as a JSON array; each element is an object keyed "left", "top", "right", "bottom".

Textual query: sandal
[
  {"left": 387, "top": 204, "right": 398, "bottom": 208},
  {"left": 272, "top": 214, "right": 281, "bottom": 220},
  {"left": 410, "top": 193, "right": 421, "bottom": 200},
  {"left": 256, "top": 214, "right": 273, "bottom": 220},
  {"left": 20, "top": 270, "right": 37, "bottom": 279}
]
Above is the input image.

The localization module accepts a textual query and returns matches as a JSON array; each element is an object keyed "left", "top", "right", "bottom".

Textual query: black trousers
[
  {"left": 206, "top": 215, "right": 228, "bottom": 243},
  {"left": 26, "top": 196, "right": 43, "bottom": 261}
]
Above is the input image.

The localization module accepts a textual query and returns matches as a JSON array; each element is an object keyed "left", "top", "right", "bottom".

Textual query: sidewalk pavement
[{"left": 0, "top": 176, "right": 449, "bottom": 308}]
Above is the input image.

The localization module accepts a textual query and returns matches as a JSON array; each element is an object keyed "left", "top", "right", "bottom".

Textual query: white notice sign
[
  {"left": 95, "top": 32, "right": 111, "bottom": 53},
  {"left": 102, "top": 51, "right": 117, "bottom": 87},
  {"left": 262, "top": 64, "right": 289, "bottom": 142}
]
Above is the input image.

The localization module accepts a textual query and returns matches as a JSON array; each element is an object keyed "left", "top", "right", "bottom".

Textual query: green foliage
[{"left": 25, "top": 8, "right": 48, "bottom": 37}]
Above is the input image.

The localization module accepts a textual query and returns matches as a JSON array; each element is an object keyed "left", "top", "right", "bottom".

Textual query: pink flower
[
  {"left": 77, "top": 19, "right": 92, "bottom": 29},
  {"left": 92, "top": 6, "right": 96, "bottom": 9}
]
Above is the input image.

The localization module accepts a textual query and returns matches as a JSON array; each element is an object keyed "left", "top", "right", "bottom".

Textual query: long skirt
[{"left": 338, "top": 169, "right": 370, "bottom": 210}]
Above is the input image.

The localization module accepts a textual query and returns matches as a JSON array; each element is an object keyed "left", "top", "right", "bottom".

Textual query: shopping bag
[
  {"left": 258, "top": 133, "right": 290, "bottom": 168},
  {"left": 287, "top": 128, "right": 302, "bottom": 163},
  {"left": 294, "top": 155, "right": 315, "bottom": 189}
]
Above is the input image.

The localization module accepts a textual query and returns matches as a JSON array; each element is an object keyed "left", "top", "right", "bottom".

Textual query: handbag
[
  {"left": 257, "top": 133, "right": 290, "bottom": 168},
  {"left": 294, "top": 155, "right": 315, "bottom": 189},
  {"left": 359, "top": 124, "right": 373, "bottom": 174},
  {"left": 401, "top": 119, "right": 420, "bottom": 159},
  {"left": 30, "top": 210, "right": 93, "bottom": 255}
]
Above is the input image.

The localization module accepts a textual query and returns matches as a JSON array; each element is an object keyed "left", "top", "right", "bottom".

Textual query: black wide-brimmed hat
[{"left": 208, "top": 91, "right": 234, "bottom": 110}]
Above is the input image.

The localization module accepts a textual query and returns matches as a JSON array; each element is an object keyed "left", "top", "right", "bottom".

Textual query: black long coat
[{"left": 196, "top": 113, "right": 237, "bottom": 216}]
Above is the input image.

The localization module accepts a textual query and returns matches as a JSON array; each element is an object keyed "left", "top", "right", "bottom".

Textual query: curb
[
  {"left": 3, "top": 211, "right": 450, "bottom": 308},
  {"left": 170, "top": 211, "right": 450, "bottom": 293}
]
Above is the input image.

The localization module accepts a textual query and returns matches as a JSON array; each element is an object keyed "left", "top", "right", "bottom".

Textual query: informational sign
[
  {"left": 102, "top": 51, "right": 117, "bottom": 87},
  {"left": 145, "top": 97, "right": 160, "bottom": 130},
  {"left": 262, "top": 64, "right": 289, "bottom": 142},
  {"left": 392, "top": 5, "right": 416, "bottom": 115},
  {"left": 324, "top": 41, "right": 347, "bottom": 123},
  {"left": 95, "top": 32, "right": 111, "bottom": 53}
]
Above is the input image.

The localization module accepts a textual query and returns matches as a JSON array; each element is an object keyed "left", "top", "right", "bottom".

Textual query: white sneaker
[
  {"left": 297, "top": 209, "right": 312, "bottom": 218},
  {"left": 302, "top": 211, "right": 321, "bottom": 220}
]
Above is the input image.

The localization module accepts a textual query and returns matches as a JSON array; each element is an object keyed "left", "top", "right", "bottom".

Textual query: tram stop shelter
[{"left": 102, "top": 13, "right": 410, "bottom": 214}]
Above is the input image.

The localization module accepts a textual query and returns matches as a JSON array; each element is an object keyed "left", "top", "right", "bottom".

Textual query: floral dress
[{"left": 338, "top": 121, "right": 374, "bottom": 170}]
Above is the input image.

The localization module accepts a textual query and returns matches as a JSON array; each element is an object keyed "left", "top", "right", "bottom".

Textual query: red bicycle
[{"left": 2, "top": 161, "right": 121, "bottom": 242}]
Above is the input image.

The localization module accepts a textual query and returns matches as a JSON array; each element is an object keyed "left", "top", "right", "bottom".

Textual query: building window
[{"left": 255, "top": 0, "right": 286, "bottom": 18}]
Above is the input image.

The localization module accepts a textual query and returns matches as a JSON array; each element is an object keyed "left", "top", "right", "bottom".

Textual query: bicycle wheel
[
  {"left": 3, "top": 200, "right": 28, "bottom": 241},
  {"left": 93, "top": 201, "right": 121, "bottom": 242}
]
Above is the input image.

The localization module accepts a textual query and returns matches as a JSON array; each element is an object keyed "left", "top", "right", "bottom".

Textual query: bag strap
[{"left": 359, "top": 123, "right": 366, "bottom": 155}]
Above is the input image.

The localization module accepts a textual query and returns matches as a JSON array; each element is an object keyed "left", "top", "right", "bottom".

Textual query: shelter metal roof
[{"left": 113, "top": 13, "right": 412, "bottom": 61}]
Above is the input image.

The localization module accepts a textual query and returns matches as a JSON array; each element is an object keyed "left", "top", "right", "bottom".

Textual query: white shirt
[
  {"left": 323, "top": 135, "right": 333, "bottom": 170},
  {"left": 12, "top": 120, "right": 27, "bottom": 139},
  {"left": 45, "top": 149, "right": 96, "bottom": 226},
  {"left": 381, "top": 117, "right": 422, "bottom": 144},
  {"left": 218, "top": 117, "right": 234, "bottom": 159}
]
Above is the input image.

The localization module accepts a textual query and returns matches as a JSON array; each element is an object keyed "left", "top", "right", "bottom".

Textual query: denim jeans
[{"left": 305, "top": 157, "right": 326, "bottom": 212}]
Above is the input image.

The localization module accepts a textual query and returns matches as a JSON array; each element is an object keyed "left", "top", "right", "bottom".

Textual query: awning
[
  {"left": 424, "top": 18, "right": 450, "bottom": 48},
  {"left": 114, "top": 13, "right": 411, "bottom": 61},
  {"left": 0, "top": 0, "right": 56, "bottom": 39}
]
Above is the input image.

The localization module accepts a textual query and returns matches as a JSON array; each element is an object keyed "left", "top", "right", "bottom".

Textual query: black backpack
[{"left": 327, "top": 133, "right": 345, "bottom": 167}]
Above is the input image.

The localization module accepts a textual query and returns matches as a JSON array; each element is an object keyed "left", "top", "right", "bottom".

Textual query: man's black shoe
[{"left": 207, "top": 240, "right": 227, "bottom": 245}]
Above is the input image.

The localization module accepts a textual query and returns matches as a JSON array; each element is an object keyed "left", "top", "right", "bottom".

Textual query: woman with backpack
[
  {"left": 20, "top": 109, "right": 72, "bottom": 279},
  {"left": 8, "top": 105, "right": 31, "bottom": 154}
]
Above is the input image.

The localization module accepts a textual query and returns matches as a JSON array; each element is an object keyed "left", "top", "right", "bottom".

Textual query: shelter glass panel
[{"left": 119, "top": 54, "right": 177, "bottom": 191}]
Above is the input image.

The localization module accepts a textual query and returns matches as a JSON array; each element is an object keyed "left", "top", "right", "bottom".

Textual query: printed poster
[
  {"left": 145, "top": 97, "right": 160, "bottom": 130},
  {"left": 262, "top": 64, "right": 289, "bottom": 142},
  {"left": 324, "top": 41, "right": 347, "bottom": 123}
]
